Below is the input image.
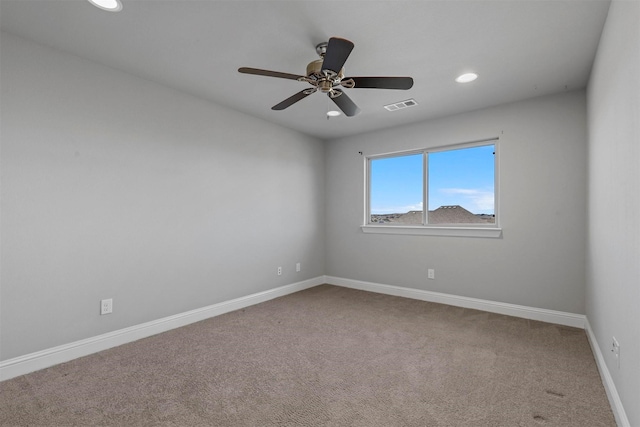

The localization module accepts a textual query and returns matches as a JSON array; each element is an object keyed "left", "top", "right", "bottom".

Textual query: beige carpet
[{"left": 0, "top": 285, "right": 615, "bottom": 426}]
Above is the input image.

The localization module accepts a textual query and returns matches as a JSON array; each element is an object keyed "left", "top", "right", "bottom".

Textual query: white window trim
[
  {"left": 364, "top": 138, "right": 501, "bottom": 238},
  {"left": 361, "top": 224, "right": 502, "bottom": 238}
]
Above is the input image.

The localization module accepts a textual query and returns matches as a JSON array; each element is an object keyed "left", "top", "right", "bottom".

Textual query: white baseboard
[
  {"left": 0, "top": 276, "right": 324, "bottom": 382},
  {"left": 584, "top": 318, "right": 630, "bottom": 427},
  {"left": 324, "top": 276, "right": 586, "bottom": 328}
]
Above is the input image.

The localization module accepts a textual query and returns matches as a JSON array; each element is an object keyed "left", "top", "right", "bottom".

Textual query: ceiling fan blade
[
  {"left": 345, "top": 76, "right": 414, "bottom": 90},
  {"left": 321, "top": 37, "right": 354, "bottom": 74},
  {"left": 272, "top": 89, "right": 314, "bottom": 110},
  {"left": 238, "top": 67, "right": 305, "bottom": 81},
  {"left": 330, "top": 90, "right": 361, "bottom": 117}
]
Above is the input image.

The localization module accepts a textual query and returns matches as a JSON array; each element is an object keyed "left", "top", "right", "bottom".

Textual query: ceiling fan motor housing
[
  {"left": 306, "top": 59, "right": 324, "bottom": 78},
  {"left": 305, "top": 58, "right": 345, "bottom": 91}
]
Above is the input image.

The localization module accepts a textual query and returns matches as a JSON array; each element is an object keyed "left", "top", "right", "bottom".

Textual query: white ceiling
[{"left": 0, "top": 0, "right": 611, "bottom": 140}]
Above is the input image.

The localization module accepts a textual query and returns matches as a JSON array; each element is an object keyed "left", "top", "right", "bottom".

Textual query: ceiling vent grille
[{"left": 383, "top": 99, "right": 418, "bottom": 111}]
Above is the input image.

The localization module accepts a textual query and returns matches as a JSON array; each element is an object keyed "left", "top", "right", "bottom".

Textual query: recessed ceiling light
[
  {"left": 455, "top": 73, "right": 478, "bottom": 83},
  {"left": 88, "top": 0, "right": 122, "bottom": 12},
  {"left": 327, "top": 110, "right": 341, "bottom": 117}
]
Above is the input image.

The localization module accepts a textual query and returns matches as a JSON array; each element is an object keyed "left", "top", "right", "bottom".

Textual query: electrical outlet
[
  {"left": 100, "top": 298, "right": 113, "bottom": 315},
  {"left": 612, "top": 337, "right": 620, "bottom": 369},
  {"left": 277, "top": 266, "right": 282, "bottom": 276},
  {"left": 428, "top": 269, "right": 435, "bottom": 280},
  {"left": 296, "top": 262, "right": 301, "bottom": 272}
]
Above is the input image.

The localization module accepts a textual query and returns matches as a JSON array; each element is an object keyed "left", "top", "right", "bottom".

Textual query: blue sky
[{"left": 370, "top": 144, "right": 495, "bottom": 215}]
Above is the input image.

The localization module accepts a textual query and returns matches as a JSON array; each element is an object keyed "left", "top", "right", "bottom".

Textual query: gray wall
[
  {"left": 586, "top": 0, "right": 640, "bottom": 424},
  {"left": 0, "top": 33, "right": 326, "bottom": 361},
  {"left": 325, "top": 90, "right": 588, "bottom": 314}
]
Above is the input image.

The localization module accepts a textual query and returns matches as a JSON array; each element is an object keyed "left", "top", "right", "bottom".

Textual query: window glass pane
[
  {"left": 427, "top": 144, "right": 495, "bottom": 224},
  {"left": 370, "top": 153, "right": 423, "bottom": 224}
]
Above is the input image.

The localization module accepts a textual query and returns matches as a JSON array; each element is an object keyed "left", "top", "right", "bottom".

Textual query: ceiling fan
[{"left": 238, "top": 37, "right": 414, "bottom": 117}]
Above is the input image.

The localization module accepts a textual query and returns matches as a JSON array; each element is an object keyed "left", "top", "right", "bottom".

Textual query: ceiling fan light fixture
[
  {"left": 88, "top": 0, "right": 122, "bottom": 12},
  {"left": 327, "top": 110, "right": 341, "bottom": 117},
  {"left": 455, "top": 72, "right": 478, "bottom": 83}
]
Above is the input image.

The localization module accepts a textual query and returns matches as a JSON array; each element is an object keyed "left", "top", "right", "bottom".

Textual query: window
[
  {"left": 369, "top": 152, "right": 424, "bottom": 225},
  {"left": 364, "top": 139, "right": 500, "bottom": 237}
]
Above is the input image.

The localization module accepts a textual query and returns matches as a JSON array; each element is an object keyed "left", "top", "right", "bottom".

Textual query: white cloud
[{"left": 440, "top": 188, "right": 494, "bottom": 212}]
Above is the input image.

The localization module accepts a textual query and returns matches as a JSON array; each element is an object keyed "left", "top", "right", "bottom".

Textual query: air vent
[{"left": 384, "top": 99, "right": 418, "bottom": 111}]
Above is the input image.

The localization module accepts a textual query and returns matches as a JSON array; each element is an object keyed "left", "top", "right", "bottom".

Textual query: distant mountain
[{"left": 370, "top": 205, "right": 495, "bottom": 224}]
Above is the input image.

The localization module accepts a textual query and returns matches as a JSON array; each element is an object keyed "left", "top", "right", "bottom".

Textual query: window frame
[{"left": 362, "top": 138, "right": 502, "bottom": 238}]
